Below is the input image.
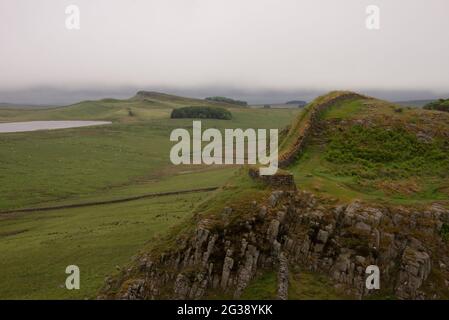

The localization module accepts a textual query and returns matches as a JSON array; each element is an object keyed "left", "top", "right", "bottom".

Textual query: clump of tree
[
  {"left": 286, "top": 100, "right": 307, "bottom": 107},
  {"left": 423, "top": 99, "right": 449, "bottom": 113},
  {"left": 205, "top": 96, "right": 248, "bottom": 106},
  {"left": 171, "top": 106, "right": 232, "bottom": 120},
  {"left": 263, "top": 104, "right": 271, "bottom": 109}
]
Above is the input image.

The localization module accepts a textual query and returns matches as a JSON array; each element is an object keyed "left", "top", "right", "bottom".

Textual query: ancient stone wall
[
  {"left": 248, "top": 167, "right": 296, "bottom": 189},
  {"left": 278, "top": 92, "right": 365, "bottom": 168}
]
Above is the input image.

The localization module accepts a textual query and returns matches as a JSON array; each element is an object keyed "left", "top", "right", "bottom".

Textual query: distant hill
[
  {"left": 394, "top": 99, "right": 435, "bottom": 107},
  {"left": 132, "top": 91, "right": 205, "bottom": 105},
  {"left": 0, "top": 102, "right": 56, "bottom": 110},
  {"left": 133, "top": 91, "right": 246, "bottom": 108},
  {"left": 0, "top": 91, "right": 243, "bottom": 123},
  {"left": 285, "top": 100, "right": 307, "bottom": 107}
]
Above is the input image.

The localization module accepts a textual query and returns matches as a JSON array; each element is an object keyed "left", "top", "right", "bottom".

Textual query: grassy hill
[
  {"left": 286, "top": 92, "right": 449, "bottom": 204},
  {"left": 99, "top": 91, "right": 449, "bottom": 301},
  {"left": 0, "top": 91, "right": 299, "bottom": 299},
  {"left": 2, "top": 90, "right": 448, "bottom": 300},
  {"left": 0, "top": 90, "right": 240, "bottom": 123}
]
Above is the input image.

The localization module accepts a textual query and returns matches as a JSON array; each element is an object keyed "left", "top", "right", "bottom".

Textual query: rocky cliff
[{"left": 99, "top": 187, "right": 449, "bottom": 300}]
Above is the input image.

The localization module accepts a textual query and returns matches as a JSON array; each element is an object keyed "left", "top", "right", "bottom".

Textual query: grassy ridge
[
  {"left": 0, "top": 91, "right": 240, "bottom": 123},
  {"left": 290, "top": 95, "right": 449, "bottom": 204}
]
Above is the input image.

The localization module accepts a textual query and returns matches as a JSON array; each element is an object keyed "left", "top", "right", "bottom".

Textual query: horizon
[
  {"left": 1, "top": 86, "right": 448, "bottom": 106},
  {"left": 1, "top": 0, "right": 449, "bottom": 105}
]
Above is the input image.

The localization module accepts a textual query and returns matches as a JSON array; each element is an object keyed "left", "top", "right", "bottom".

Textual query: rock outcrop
[{"left": 99, "top": 189, "right": 449, "bottom": 300}]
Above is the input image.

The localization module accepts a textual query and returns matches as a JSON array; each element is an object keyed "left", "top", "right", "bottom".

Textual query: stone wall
[
  {"left": 278, "top": 92, "right": 365, "bottom": 168},
  {"left": 248, "top": 167, "right": 296, "bottom": 189}
]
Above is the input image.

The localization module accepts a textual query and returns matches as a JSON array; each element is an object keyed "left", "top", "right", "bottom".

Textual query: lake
[{"left": 0, "top": 121, "right": 112, "bottom": 133}]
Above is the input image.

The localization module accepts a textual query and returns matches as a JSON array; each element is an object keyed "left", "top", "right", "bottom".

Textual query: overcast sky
[{"left": 1, "top": 0, "right": 449, "bottom": 104}]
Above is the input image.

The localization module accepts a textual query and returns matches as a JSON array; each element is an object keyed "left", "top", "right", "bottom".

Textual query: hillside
[
  {"left": 0, "top": 91, "right": 300, "bottom": 299},
  {"left": 100, "top": 91, "right": 449, "bottom": 300},
  {"left": 0, "top": 91, "right": 239, "bottom": 123},
  {"left": 423, "top": 99, "right": 449, "bottom": 113},
  {"left": 288, "top": 92, "right": 449, "bottom": 204}
]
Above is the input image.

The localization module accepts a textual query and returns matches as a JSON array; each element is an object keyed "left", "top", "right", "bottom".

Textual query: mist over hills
[{"left": 1, "top": 86, "right": 447, "bottom": 107}]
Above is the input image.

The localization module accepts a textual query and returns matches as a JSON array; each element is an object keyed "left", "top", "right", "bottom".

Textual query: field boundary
[{"left": 0, "top": 187, "right": 218, "bottom": 214}]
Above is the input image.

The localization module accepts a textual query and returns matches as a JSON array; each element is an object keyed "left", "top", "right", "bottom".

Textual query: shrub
[
  {"left": 423, "top": 99, "right": 449, "bottom": 113},
  {"left": 286, "top": 100, "right": 307, "bottom": 107},
  {"left": 170, "top": 106, "right": 232, "bottom": 120}
]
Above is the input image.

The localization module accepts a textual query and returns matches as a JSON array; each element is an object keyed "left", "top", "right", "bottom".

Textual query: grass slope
[
  {"left": 0, "top": 93, "right": 299, "bottom": 299},
  {"left": 0, "top": 193, "right": 207, "bottom": 299},
  {"left": 290, "top": 95, "right": 449, "bottom": 204}
]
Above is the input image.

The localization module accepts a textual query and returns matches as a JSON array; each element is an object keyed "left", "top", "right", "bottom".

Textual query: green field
[
  {"left": 0, "top": 102, "right": 299, "bottom": 211},
  {"left": 0, "top": 192, "right": 211, "bottom": 299},
  {"left": 0, "top": 94, "right": 300, "bottom": 299}
]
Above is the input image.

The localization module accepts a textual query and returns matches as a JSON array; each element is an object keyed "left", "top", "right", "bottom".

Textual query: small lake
[{"left": 0, "top": 121, "right": 112, "bottom": 133}]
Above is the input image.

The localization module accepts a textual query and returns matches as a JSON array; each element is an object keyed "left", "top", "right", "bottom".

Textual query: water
[{"left": 0, "top": 121, "right": 112, "bottom": 133}]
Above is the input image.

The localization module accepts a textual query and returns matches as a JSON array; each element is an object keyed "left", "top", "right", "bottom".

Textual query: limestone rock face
[
  {"left": 317, "top": 229, "right": 329, "bottom": 243},
  {"left": 99, "top": 189, "right": 449, "bottom": 300},
  {"left": 267, "top": 219, "right": 280, "bottom": 242},
  {"left": 395, "top": 243, "right": 432, "bottom": 299},
  {"left": 174, "top": 274, "right": 191, "bottom": 299}
]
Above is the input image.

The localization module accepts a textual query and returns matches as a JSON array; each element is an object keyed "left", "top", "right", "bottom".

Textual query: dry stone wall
[{"left": 278, "top": 92, "right": 365, "bottom": 168}]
